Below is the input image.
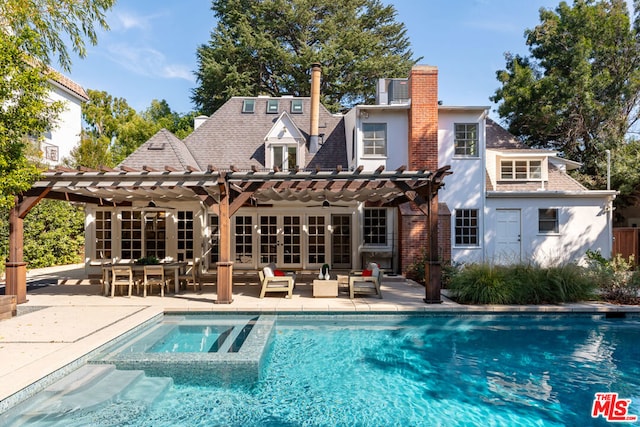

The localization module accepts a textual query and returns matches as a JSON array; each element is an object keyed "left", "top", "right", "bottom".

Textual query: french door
[{"left": 259, "top": 215, "right": 302, "bottom": 268}]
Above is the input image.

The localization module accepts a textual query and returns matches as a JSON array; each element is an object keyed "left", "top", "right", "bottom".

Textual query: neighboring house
[
  {"left": 21, "top": 64, "right": 615, "bottom": 299},
  {"left": 41, "top": 71, "right": 88, "bottom": 166}
]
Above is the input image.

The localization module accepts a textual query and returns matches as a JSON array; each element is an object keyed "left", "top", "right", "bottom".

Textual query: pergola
[{"left": 7, "top": 164, "right": 451, "bottom": 304}]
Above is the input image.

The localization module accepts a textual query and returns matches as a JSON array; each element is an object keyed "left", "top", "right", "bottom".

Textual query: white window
[
  {"left": 501, "top": 160, "right": 542, "bottom": 180},
  {"left": 363, "top": 123, "right": 387, "bottom": 156},
  {"left": 364, "top": 208, "right": 387, "bottom": 245},
  {"left": 272, "top": 145, "right": 297, "bottom": 171},
  {"left": 455, "top": 209, "right": 479, "bottom": 246},
  {"left": 177, "top": 211, "right": 194, "bottom": 262},
  {"left": 242, "top": 99, "right": 255, "bottom": 113},
  {"left": 454, "top": 123, "right": 478, "bottom": 157},
  {"left": 95, "top": 210, "right": 112, "bottom": 259},
  {"left": 234, "top": 216, "right": 253, "bottom": 264},
  {"left": 121, "top": 210, "right": 143, "bottom": 260},
  {"left": 538, "top": 209, "right": 559, "bottom": 234},
  {"left": 308, "top": 216, "right": 326, "bottom": 264}
]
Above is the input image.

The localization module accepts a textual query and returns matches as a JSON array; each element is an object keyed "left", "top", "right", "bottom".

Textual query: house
[
  {"left": 11, "top": 64, "right": 615, "bottom": 304},
  {"left": 41, "top": 71, "right": 88, "bottom": 166}
]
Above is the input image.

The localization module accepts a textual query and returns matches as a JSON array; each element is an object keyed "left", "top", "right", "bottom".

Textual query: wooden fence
[{"left": 613, "top": 227, "right": 640, "bottom": 265}]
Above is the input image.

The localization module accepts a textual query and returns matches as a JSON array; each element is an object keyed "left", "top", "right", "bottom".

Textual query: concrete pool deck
[{"left": 1, "top": 263, "right": 639, "bottom": 409}]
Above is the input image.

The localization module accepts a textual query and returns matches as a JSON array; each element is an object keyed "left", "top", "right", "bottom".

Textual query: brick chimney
[
  {"left": 408, "top": 65, "right": 438, "bottom": 171},
  {"left": 309, "top": 63, "right": 321, "bottom": 154}
]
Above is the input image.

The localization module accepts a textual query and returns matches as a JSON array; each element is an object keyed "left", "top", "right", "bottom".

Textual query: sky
[{"left": 66, "top": 0, "right": 580, "bottom": 118}]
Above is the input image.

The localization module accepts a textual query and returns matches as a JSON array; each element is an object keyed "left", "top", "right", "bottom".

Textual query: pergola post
[
  {"left": 215, "top": 174, "right": 233, "bottom": 304},
  {"left": 424, "top": 188, "right": 442, "bottom": 304},
  {"left": 6, "top": 198, "right": 27, "bottom": 304}
]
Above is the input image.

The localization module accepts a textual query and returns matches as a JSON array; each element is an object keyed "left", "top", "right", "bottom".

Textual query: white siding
[
  {"left": 485, "top": 197, "right": 612, "bottom": 266},
  {"left": 356, "top": 108, "right": 408, "bottom": 171},
  {"left": 438, "top": 109, "right": 487, "bottom": 264},
  {"left": 45, "top": 85, "right": 83, "bottom": 166}
]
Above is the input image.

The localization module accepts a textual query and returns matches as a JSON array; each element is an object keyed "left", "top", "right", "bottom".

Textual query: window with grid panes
[
  {"left": 500, "top": 160, "right": 542, "bottom": 180},
  {"left": 455, "top": 209, "right": 479, "bottom": 246},
  {"left": 364, "top": 208, "right": 386, "bottom": 245},
  {"left": 308, "top": 216, "right": 326, "bottom": 264},
  {"left": 121, "top": 210, "right": 142, "bottom": 260},
  {"left": 143, "top": 211, "right": 166, "bottom": 259},
  {"left": 177, "top": 211, "right": 194, "bottom": 262},
  {"left": 362, "top": 123, "right": 387, "bottom": 156},
  {"left": 454, "top": 123, "right": 478, "bottom": 157},
  {"left": 234, "top": 216, "right": 253, "bottom": 263},
  {"left": 95, "top": 211, "right": 112, "bottom": 259},
  {"left": 209, "top": 215, "right": 220, "bottom": 265}
]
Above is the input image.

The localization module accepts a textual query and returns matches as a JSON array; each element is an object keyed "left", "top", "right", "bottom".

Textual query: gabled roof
[
  {"left": 183, "top": 97, "right": 347, "bottom": 171},
  {"left": 264, "top": 112, "right": 305, "bottom": 142},
  {"left": 119, "top": 129, "right": 199, "bottom": 171},
  {"left": 49, "top": 70, "right": 89, "bottom": 102}
]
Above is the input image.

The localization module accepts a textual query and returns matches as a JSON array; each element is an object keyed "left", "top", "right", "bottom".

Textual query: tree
[
  {"left": 491, "top": 0, "right": 640, "bottom": 182},
  {"left": 0, "top": 0, "right": 115, "bottom": 72},
  {"left": 192, "top": 0, "right": 418, "bottom": 114},
  {"left": 69, "top": 91, "right": 195, "bottom": 168},
  {"left": 0, "top": 0, "right": 115, "bottom": 204},
  {"left": 0, "top": 31, "right": 60, "bottom": 210}
]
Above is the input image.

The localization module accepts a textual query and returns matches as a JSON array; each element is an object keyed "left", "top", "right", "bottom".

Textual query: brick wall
[
  {"left": 398, "top": 65, "right": 448, "bottom": 277},
  {"left": 407, "top": 65, "right": 438, "bottom": 172},
  {"left": 398, "top": 203, "right": 451, "bottom": 275}
]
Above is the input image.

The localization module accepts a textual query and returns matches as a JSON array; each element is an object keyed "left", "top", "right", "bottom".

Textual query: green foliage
[
  {"left": 69, "top": 91, "right": 195, "bottom": 168},
  {"left": 0, "top": 200, "right": 85, "bottom": 273},
  {"left": 585, "top": 249, "right": 640, "bottom": 304},
  {"left": 193, "top": 0, "right": 418, "bottom": 114},
  {"left": 0, "top": 31, "right": 59, "bottom": 209},
  {"left": 0, "top": 0, "right": 115, "bottom": 72},
  {"left": 491, "top": 0, "right": 640, "bottom": 180},
  {"left": 448, "top": 262, "right": 596, "bottom": 304},
  {"left": 135, "top": 256, "right": 160, "bottom": 265}
]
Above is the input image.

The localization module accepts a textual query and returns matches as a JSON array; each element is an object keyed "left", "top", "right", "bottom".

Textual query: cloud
[{"left": 106, "top": 43, "right": 194, "bottom": 82}]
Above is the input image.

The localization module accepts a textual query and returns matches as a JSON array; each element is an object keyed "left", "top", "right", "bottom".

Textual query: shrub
[
  {"left": 586, "top": 250, "right": 640, "bottom": 304},
  {"left": 448, "top": 264, "right": 511, "bottom": 304},
  {"left": 449, "top": 261, "right": 595, "bottom": 305}
]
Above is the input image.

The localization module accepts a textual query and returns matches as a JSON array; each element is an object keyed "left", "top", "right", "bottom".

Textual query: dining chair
[
  {"left": 178, "top": 259, "right": 200, "bottom": 292},
  {"left": 111, "top": 265, "right": 133, "bottom": 298},
  {"left": 143, "top": 265, "right": 166, "bottom": 297}
]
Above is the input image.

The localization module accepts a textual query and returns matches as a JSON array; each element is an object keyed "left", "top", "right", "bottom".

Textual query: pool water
[{"left": 8, "top": 314, "right": 640, "bottom": 426}]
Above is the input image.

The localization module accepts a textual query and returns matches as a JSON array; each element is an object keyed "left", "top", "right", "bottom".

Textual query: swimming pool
[{"left": 4, "top": 313, "right": 640, "bottom": 426}]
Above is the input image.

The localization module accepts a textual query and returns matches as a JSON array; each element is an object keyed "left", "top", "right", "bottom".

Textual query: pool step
[{"left": 3, "top": 365, "right": 173, "bottom": 426}]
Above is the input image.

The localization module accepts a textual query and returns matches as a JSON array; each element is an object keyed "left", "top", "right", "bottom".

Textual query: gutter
[{"left": 486, "top": 190, "right": 618, "bottom": 199}]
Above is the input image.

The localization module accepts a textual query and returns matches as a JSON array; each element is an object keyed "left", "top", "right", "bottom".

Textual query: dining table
[{"left": 101, "top": 261, "right": 188, "bottom": 296}]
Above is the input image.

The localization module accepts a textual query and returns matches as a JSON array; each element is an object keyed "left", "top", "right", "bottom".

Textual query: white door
[
  {"left": 495, "top": 209, "right": 521, "bottom": 263},
  {"left": 258, "top": 215, "right": 303, "bottom": 268}
]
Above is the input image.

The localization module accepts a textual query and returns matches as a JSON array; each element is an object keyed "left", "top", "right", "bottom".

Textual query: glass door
[
  {"left": 331, "top": 214, "right": 351, "bottom": 269},
  {"left": 259, "top": 215, "right": 302, "bottom": 268}
]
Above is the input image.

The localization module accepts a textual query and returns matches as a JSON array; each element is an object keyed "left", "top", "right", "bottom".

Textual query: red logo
[{"left": 592, "top": 393, "right": 638, "bottom": 422}]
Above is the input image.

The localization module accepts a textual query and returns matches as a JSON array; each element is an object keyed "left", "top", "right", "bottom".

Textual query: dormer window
[
  {"left": 267, "top": 99, "right": 279, "bottom": 114},
  {"left": 272, "top": 145, "right": 297, "bottom": 171},
  {"left": 242, "top": 99, "right": 255, "bottom": 113},
  {"left": 291, "top": 99, "right": 303, "bottom": 114},
  {"left": 500, "top": 159, "right": 542, "bottom": 180}
]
